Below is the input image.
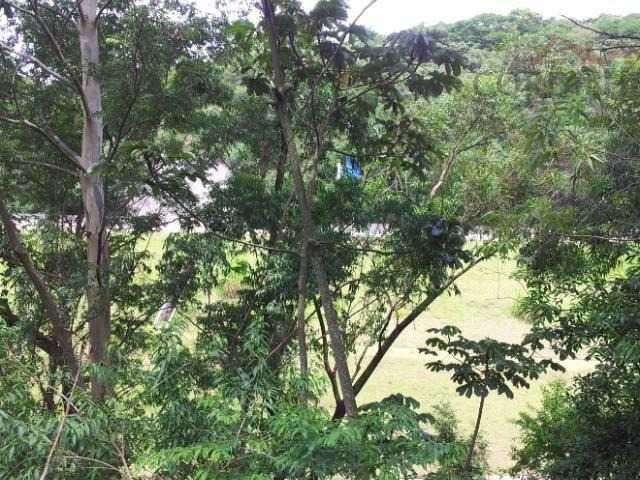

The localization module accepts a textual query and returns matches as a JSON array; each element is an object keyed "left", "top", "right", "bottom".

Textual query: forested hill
[
  {"left": 443, "top": 12, "right": 638, "bottom": 43},
  {"left": 422, "top": 11, "right": 640, "bottom": 61}
]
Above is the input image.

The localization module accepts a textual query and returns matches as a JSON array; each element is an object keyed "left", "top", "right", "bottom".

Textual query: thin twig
[
  {"left": 563, "top": 16, "right": 640, "bottom": 42},
  {"left": 39, "top": 371, "right": 81, "bottom": 480},
  {"left": 0, "top": 42, "right": 71, "bottom": 84}
]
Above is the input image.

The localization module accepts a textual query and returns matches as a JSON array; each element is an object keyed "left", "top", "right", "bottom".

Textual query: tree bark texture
[{"left": 78, "top": 1, "right": 110, "bottom": 401}]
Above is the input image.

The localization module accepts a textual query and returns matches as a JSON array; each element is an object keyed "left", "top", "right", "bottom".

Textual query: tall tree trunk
[
  {"left": 261, "top": 0, "right": 358, "bottom": 416},
  {"left": 78, "top": 1, "right": 110, "bottom": 401}
]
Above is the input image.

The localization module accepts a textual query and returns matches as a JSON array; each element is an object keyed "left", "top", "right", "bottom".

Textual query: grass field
[
  {"left": 142, "top": 235, "right": 587, "bottom": 473},
  {"left": 351, "top": 256, "right": 592, "bottom": 472}
]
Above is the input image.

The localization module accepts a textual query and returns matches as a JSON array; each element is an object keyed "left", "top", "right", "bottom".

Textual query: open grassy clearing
[{"left": 353, "top": 256, "right": 592, "bottom": 472}]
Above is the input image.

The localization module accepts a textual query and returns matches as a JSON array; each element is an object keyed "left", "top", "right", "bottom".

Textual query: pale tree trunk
[
  {"left": 261, "top": 0, "right": 358, "bottom": 416},
  {"left": 78, "top": 1, "right": 110, "bottom": 401},
  {"left": 0, "top": 1, "right": 110, "bottom": 399}
]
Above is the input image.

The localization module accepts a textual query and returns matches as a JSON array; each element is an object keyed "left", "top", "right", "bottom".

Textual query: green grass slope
[{"left": 353, "top": 256, "right": 592, "bottom": 471}]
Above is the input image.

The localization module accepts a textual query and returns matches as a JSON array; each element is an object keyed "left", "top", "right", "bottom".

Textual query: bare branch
[
  {"left": 563, "top": 16, "right": 640, "bottom": 42},
  {"left": 0, "top": 114, "right": 84, "bottom": 171},
  {"left": 430, "top": 146, "right": 459, "bottom": 199},
  {"left": 96, "top": 0, "right": 115, "bottom": 20},
  {"left": 0, "top": 41, "right": 71, "bottom": 84},
  {"left": 114, "top": 435, "right": 134, "bottom": 480},
  {"left": 430, "top": 134, "right": 494, "bottom": 199},
  {"left": 15, "top": 159, "right": 80, "bottom": 177},
  {"left": 59, "top": 452, "right": 122, "bottom": 474},
  {"left": 28, "top": 0, "right": 91, "bottom": 116},
  {"left": 594, "top": 44, "right": 640, "bottom": 51},
  {"left": 561, "top": 233, "right": 640, "bottom": 244},
  {"left": 1, "top": 0, "right": 33, "bottom": 17}
]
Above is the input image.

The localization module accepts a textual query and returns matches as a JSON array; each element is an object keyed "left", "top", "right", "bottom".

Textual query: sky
[{"left": 201, "top": 0, "right": 640, "bottom": 34}]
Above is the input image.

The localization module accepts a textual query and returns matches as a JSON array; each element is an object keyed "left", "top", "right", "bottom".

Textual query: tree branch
[
  {"left": 0, "top": 114, "right": 84, "bottom": 171},
  {"left": 0, "top": 41, "right": 72, "bottom": 84},
  {"left": 0, "top": 298, "right": 62, "bottom": 359},
  {"left": 347, "top": 253, "right": 494, "bottom": 407},
  {"left": 314, "top": 297, "right": 341, "bottom": 406},
  {"left": 430, "top": 133, "right": 494, "bottom": 199},
  {"left": 0, "top": 191, "right": 80, "bottom": 378},
  {"left": 315, "top": 0, "right": 378, "bottom": 82},
  {"left": 96, "top": 0, "right": 115, "bottom": 20},
  {"left": 145, "top": 164, "right": 297, "bottom": 256},
  {"left": 28, "top": 0, "right": 91, "bottom": 116},
  {"left": 16, "top": 158, "right": 80, "bottom": 177},
  {"left": 563, "top": 16, "right": 640, "bottom": 42}
]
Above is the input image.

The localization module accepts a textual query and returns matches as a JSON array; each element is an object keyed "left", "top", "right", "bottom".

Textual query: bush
[
  {"left": 512, "top": 376, "right": 640, "bottom": 479},
  {"left": 427, "top": 402, "right": 488, "bottom": 480}
]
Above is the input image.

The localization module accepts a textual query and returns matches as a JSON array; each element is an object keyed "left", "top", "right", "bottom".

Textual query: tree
[
  {"left": 422, "top": 325, "right": 563, "bottom": 477},
  {"left": 0, "top": 0, "right": 222, "bottom": 401},
  {"left": 506, "top": 21, "right": 640, "bottom": 480},
  {"left": 256, "top": 0, "right": 466, "bottom": 416},
  {"left": 0, "top": 0, "right": 108, "bottom": 399},
  {"left": 5, "top": 4, "right": 640, "bottom": 479}
]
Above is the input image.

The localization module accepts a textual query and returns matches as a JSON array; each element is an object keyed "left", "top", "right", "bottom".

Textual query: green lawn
[
  {"left": 140, "top": 236, "right": 588, "bottom": 472},
  {"left": 350, "top": 256, "right": 592, "bottom": 472}
]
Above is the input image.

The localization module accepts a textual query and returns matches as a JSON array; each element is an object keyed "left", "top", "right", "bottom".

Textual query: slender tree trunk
[
  {"left": 261, "top": 0, "right": 358, "bottom": 416},
  {"left": 314, "top": 298, "right": 341, "bottom": 406},
  {"left": 289, "top": 124, "right": 357, "bottom": 416},
  {"left": 309, "top": 251, "right": 358, "bottom": 415},
  {"left": 464, "top": 393, "right": 486, "bottom": 476},
  {"left": 296, "top": 242, "right": 309, "bottom": 378},
  {"left": 78, "top": 1, "right": 110, "bottom": 401},
  {"left": 429, "top": 147, "right": 457, "bottom": 199}
]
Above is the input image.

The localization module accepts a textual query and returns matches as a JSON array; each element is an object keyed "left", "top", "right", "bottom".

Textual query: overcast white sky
[
  {"left": 201, "top": 0, "right": 640, "bottom": 34},
  {"left": 320, "top": 0, "right": 639, "bottom": 33}
]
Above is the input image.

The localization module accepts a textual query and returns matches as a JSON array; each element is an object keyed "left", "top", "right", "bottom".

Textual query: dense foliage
[{"left": 1, "top": 1, "right": 639, "bottom": 478}]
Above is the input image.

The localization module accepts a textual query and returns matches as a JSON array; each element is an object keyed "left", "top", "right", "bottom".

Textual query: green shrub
[{"left": 427, "top": 402, "right": 488, "bottom": 480}]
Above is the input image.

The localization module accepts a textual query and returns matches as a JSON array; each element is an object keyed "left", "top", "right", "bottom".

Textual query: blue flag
[{"left": 343, "top": 155, "right": 362, "bottom": 178}]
